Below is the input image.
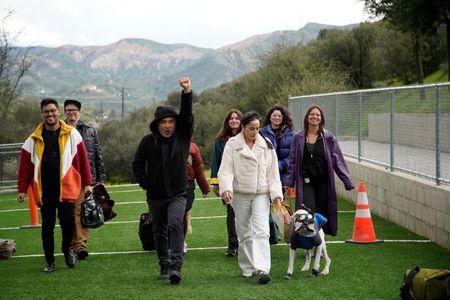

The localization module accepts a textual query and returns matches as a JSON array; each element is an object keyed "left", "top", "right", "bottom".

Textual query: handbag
[
  {"left": 271, "top": 200, "right": 293, "bottom": 243},
  {"left": 93, "top": 184, "right": 117, "bottom": 221},
  {"left": 81, "top": 192, "right": 105, "bottom": 228},
  {"left": 139, "top": 212, "right": 155, "bottom": 250}
]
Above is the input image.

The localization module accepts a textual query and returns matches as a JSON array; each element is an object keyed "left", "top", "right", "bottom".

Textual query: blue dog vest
[{"left": 290, "top": 213, "right": 327, "bottom": 250}]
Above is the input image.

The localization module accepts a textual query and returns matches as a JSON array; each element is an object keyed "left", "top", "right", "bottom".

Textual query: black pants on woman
[
  {"left": 225, "top": 202, "right": 238, "bottom": 254},
  {"left": 303, "top": 180, "right": 330, "bottom": 233},
  {"left": 40, "top": 195, "right": 75, "bottom": 264},
  {"left": 183, "top": 185, "right": 195, "bottom": 237}
]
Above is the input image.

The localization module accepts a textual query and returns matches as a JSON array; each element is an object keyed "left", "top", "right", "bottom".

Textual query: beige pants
[{"left": 71, "top": 192, "right": 89, "bottom": 253}]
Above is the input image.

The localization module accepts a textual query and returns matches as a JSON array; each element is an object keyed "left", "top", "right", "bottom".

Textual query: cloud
[{"left": 1, "top": 0, "right": 368, "bottom": 48}]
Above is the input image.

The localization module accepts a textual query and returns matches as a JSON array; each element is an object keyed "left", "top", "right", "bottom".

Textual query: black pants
[
  {"left": 40, "top": 195, "right": 75, "bottom": 264},
  {"left": 183, "top": 186, "right": 195, "bottom": 237},
  {"left": 149, "top": 192, "right": 187, "bottom": 272},
  {"left": 223, "top": 202, "right": 238, "bottom": 252},
  {"left": 303, "top": 180, "right": 330, "bottom": 233}
]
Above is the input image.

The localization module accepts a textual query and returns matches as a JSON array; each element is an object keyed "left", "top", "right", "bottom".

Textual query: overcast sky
[{"left": 2, "top": 0, "right": 369, "bottom": 49}]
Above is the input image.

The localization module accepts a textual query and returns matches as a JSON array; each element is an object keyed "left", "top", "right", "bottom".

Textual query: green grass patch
[
  {"left": 425, "top": 70, "right": 448, "bottom": 83},
  {"left": 0, "top": 185, "right": 449, "bottom": 299}
]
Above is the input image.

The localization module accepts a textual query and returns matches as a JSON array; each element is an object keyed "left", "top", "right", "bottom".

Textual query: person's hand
[
  {"left": 84, "top": 185, "right": 93, "bottom": 194},
  {"left": 273, "top": 197, "right": 282, "bottom": 205},
  {"left": 179, "top": 77, "right": 191, "bottom": 93},
  {"left": 222, "top": 191, "right": 232, "bottom": 204},
  {"left": 213, "top": 185, "right": 220, "bottom": 197},
  {"left": 346, "top": 185, "right": 355, "bottom": 191},
  {"left": 17, "top": 193, "right": 25, "bottom": 203}
]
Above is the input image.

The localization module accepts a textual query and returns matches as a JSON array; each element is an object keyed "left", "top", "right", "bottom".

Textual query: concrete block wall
[
  {"left": 368, "top": 113, "right": 450, "bottom": 151},
  {"left": 336, "top": 157, "right": 450, "bottom": 249}
]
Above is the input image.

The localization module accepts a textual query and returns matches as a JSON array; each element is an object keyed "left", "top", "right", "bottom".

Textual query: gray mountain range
[{"left": 20, "top": 22, "right": 357, "bottom": 110}]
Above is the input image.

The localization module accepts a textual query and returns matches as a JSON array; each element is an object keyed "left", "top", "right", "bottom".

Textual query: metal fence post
[
  {"left": 333, "top": 95, "right": 338, "bottom": 136},
  {"left": 358, "top": 92, "right": 362, "bottom": 162},
  {"left": 390, "top": 90, "right": 395, "bottom": 172},
  {"left": 435, "top": 86, "right": 441, "bottom": 185}
]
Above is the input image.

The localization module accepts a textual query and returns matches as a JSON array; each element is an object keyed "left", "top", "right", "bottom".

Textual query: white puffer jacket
[{"left": 218, "top": 132, "right": 283, "bottom": 201}]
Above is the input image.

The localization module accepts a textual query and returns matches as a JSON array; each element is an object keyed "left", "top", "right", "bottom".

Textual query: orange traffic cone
[
  {"left": 20, "top": 186, "right": 41, "bottom": 229},
  {"left": 346, "top": 181, "right": 382, "bottom": 244}
]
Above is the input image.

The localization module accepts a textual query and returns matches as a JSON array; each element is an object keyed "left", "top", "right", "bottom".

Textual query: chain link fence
[
  {"left": 288, "top": 82, "right": 450, "bottom": 185},
  {"left": 0, "top": 143, "right": 22, "bottom": 191}
]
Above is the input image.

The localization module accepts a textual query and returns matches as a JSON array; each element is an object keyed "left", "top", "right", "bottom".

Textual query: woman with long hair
[
  {"left": 285, "top": 105, "right": 354, "bottom": 236},
  {"left": 210, "top": 109, "right": 243, "bottom": 257},
  {"left": 260, "top": 104, "right": 293, "bottom": 187}
]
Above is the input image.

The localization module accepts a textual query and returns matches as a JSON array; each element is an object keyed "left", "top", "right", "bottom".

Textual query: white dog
[{"left": 284, "top": 205, "right": 331, "bottom": 279}]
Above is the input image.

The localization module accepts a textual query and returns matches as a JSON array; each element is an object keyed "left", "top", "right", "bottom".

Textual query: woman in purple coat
[{"left": 285, "top": 105, "right": 354, "bottom": 236}]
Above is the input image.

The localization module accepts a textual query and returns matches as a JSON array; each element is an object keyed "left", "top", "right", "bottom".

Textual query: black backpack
[
  {"left": 81, "top": 192, "right": 105, "bottom": 228},
  {"left": 139, "top": 212, "right": 155, "bottom": 250}
]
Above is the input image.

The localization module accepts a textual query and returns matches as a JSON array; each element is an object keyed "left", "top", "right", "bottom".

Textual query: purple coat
[{"left": 285, "top": 129, "right": 354, "bottom": 236}]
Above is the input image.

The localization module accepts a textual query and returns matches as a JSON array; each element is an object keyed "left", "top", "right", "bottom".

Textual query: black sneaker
[
  {"left": 159, "top": 265, "right": 169, "bottom": 280},
  {"left": 63, "top": 250, "right": 76, "bottom": 268},
  {"left": 169, "top": 270, "right": 182, "bottom": 285},
  {"left": 257, "top": 271, "right": 271, "bottom": 284},
  {"left": 225, "top": 248, "right": 237, "bottom": 257},
  {"left": 44, "top": 262, "right": 55, "bottom": 273},
  {"left": 77, "top": 249, "right": 88, "bottom": 260}
]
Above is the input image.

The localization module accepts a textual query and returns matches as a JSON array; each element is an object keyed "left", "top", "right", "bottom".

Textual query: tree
[
  {"left": 310, "top": 25, "right": 378, "bottom": 89},
  {"left": 0, "top": 10, "right": 34, "bottom": 123},
  {"left": 363, "top": 0, "right": 446, "bottom": 84}
]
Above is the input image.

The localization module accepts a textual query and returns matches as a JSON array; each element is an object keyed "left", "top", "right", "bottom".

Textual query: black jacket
[
  {"left": 68, "top": 119, "right": 106, "bottom": 185},
  {"left": 132, "top": 91, "right": 193, "bottom": 199}
]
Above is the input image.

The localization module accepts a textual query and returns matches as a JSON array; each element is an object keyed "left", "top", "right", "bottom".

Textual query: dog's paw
[
  {"left": 283, "top": 273, "right": 293, "bottom": 280},
  {"left": 308, "top": 269, "right": 319, "bottom": 277}
]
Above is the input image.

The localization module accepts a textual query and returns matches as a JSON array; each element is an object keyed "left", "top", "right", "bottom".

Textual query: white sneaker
[{"left": 183, "top": 241, "right": 187, "bottom": 253}]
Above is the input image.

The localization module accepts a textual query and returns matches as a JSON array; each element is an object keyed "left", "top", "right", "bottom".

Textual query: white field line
[
  {"left": 3, "top": 212, "right": 362, "bottom": 230},
  {"left": 0, "top": 215, "right": 227, "bottom": 230},
  {"left": 11, "top": 239, "right": 432, "bottom": 259},
  {"left": 0, "top": 208, "right": 29, "bottom": 213},
  {"left": 0, "top": 198, "right": 357, "bottom": 212}
]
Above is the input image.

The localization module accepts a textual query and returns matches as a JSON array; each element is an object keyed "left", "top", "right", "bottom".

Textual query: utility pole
[{"left": 121, "top": 87, "right": 124, "bottom": 121}]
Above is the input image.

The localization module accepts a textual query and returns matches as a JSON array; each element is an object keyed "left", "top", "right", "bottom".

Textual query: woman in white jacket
[{"left": 218, "top": 111, "right": 283, "bottom": 284}]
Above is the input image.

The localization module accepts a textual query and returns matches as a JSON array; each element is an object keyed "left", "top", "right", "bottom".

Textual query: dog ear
[
  {"left": 290, "top": 214, "right": 296, "bottom": 223},
  {"left": 301, "top": 204, "right": 314, "bottom": 215}
]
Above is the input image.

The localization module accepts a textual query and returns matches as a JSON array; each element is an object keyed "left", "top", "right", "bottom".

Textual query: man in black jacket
[
  {"left": 64, "top": 99, "right": 106, "bottom": 260},
  {"left": 132, "top": 77, "right": 193, "bottom": 284}
]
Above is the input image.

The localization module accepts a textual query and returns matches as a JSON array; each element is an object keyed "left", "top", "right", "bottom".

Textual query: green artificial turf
[{"left": 0, "top": 185, "right": 449, "bottom": 299}]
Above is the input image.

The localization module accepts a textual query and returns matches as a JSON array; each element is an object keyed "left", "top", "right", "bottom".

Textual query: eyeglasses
[
  {"left": 41, "top": 108, "right": 58, "bottom": 115},
  {"left": 65, "top": 108, "right": 79, "bottom": 113}
]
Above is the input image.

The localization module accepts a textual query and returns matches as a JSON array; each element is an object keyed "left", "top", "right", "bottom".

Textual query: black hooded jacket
[{"left": 132, "top": 91, "right": 193, "bottom": 199}]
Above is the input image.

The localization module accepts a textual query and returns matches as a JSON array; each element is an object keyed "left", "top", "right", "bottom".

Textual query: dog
[{"left": 283, "top": 204, "right": 331, "bottom": 279}]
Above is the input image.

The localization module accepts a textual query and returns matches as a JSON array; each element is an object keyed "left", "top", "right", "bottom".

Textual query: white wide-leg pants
[{"left": 231, "top": 192, "right": 271, "bottom": 276}]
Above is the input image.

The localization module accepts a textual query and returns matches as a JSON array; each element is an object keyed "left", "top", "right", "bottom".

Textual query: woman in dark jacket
[
  {"left": 285, "top": 105, "right": 354, "bottom": 236},
  {"left": 210, "top": 108, "right": 243, "bottom": 257},
  {"left": 260, "top": 105, "right": 293, "bottom": 187}
]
